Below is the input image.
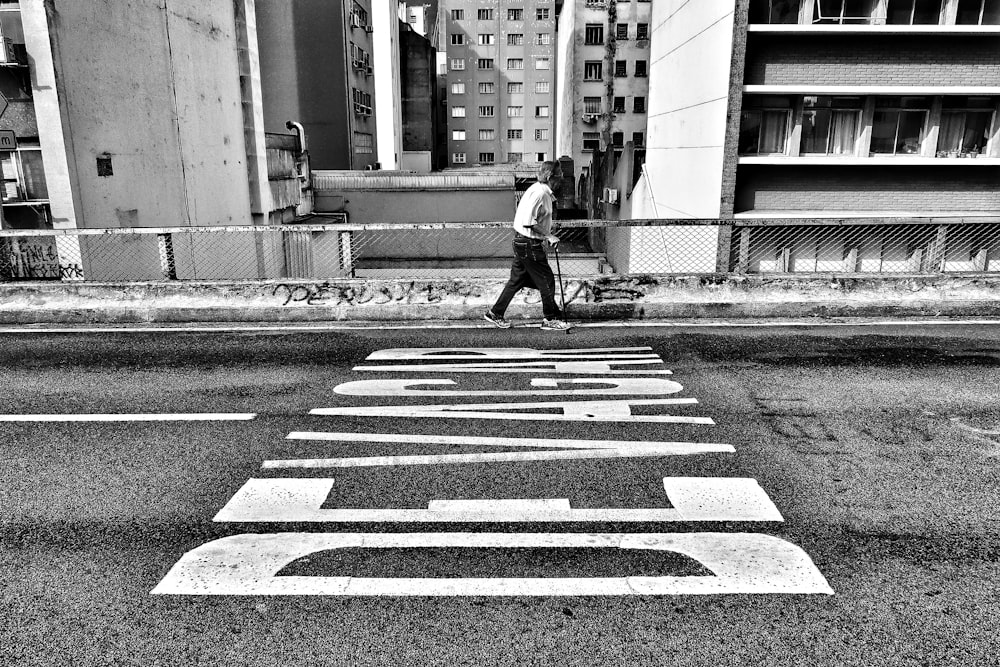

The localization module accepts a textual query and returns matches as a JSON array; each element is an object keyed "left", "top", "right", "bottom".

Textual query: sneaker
[
  {"left": 541, "top": 318, "right": 570, "bottom": 331},
  {"left": 484, "top": 310, "right": 511, "bottom": 328}
]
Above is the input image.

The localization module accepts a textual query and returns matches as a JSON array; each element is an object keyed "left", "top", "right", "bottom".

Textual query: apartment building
[
  {"left": 439, "top": 0, "right": 560, "bottom": 168},
  {"left": 256, "top": 0, "right": 379, "bottom": 170},
  {"left": 608, "top": 0, "right": 1000, "bottom": 274},
  {"left": 555, "top": 0, "right": 652, "bottom": 184}
]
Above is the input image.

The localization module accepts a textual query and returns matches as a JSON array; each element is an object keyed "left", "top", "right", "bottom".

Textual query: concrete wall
[
  {"left": 645, "top": 0, "right": 737, "bottom": 219},
  {"left": 374, "top": 8, "right": 404, "bottom": 169},
  {"left": 36, "top": 0, "right": 252, "bottom": 231},
  {"left": 317, "top": 188, "right": 515, "bottom": 225},
  {"left": 555, "top": 0, "right": 576, "bottom": 159},
  {"left": 400, "top": 26, "right": 438, "bottom": 154}
]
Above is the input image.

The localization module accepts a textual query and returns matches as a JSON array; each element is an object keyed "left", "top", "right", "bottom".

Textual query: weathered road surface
[{"left": 2, "top": 322, "right": 998, "bottom": 666}]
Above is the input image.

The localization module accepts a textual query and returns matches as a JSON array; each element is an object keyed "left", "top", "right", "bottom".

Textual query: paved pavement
[{"left": 2, "top": 322, "right": 999, "bottom": 666}]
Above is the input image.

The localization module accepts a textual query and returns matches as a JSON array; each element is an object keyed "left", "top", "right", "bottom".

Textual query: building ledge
[
  {"left": 739, "top": 156, "right": 1000, "bottom": 166},
  {"left": 744, "top": 85, "right": 1000, "bottom": 95},
  {"left": 734, "top": 210, "right": 1000, "bottom": 221},
  {"left": 747, "top": 24, "right": 1000, "bottom": 35}
]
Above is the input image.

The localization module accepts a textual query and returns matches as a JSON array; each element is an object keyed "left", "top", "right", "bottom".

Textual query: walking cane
[{"left": 553, "top": 243, "right": 568, "bottom": 325}]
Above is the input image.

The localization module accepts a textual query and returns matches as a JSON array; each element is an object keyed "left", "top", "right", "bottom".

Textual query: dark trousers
[{"left": 491, "top": 236, "right": 562, "bottom": 320}]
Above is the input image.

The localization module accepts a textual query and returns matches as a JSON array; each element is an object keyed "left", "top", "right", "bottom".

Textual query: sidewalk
[{"left": 2, "top": 275, "right": 1000, "bottom": 324}]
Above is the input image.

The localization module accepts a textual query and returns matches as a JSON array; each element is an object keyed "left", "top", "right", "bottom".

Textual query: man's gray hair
[{"left": 537, "top": 160, "right": 562, "bottom": 184}]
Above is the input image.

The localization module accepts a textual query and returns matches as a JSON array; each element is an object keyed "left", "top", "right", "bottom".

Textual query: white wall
[
  {"left": 645, "top": 0, "right": 736, "bottom": 219},
  {"left": 554, "top": 0, "right": 576, "bottom": 160},
  {"left": 374, "top": 1, "right": 404, "bottom": 169}
]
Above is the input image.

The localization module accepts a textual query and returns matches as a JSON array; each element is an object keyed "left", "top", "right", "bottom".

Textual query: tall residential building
[
  {"left": 555, "top": 0, "right": 652, "bottom": 184},
  {"left": 256, "top": 0, "right": 379, "bottom": 170},
  {"left": 617, "top": 0, "right": 1000, "bottom": 273},
  {"left": 438, "top": 0, "right": 561, "bottom": 168}
]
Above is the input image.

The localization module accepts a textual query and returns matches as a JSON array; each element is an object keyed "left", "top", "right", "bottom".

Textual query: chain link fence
[{"left": 1, "top": 218, "right": 998, "bottom": 282}]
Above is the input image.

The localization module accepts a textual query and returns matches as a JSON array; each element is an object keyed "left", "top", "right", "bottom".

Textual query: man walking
[{"left": 484, "top": 161, "right": 570, "bottom": 331}]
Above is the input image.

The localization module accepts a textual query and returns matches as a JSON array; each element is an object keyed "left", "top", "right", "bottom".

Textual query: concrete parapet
[{"left": 2, "top": 275, "right": 1000, "bottom": 324}]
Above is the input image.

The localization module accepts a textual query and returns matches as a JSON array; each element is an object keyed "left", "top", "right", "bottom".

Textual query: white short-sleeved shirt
[{"left": 513, "top": 182, "right": 556, "bottom": 240}]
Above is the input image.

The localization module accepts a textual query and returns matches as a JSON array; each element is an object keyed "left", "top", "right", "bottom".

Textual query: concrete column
[{"left": 923, "top": 96, "right": 943, "bottom": 158}]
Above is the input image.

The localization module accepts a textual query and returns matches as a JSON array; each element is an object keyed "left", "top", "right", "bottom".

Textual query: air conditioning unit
[
  {"left": 366, "top": 66, "right": 373, "bottom": 76},
  {"left": 582, "top": 114, "right": 596, "bottom": 123},
  {"left": 354, "top": 103, "right": 364, "bottom": 114},
  {"left": 365, "top": 25, "right": 374, "bottom": 33},
  {"left": 603, "top": 188, "right": 619, "bottom": 205}
]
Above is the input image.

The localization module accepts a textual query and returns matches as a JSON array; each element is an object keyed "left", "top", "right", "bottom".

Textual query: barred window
[
  {"left": 478, "top": 152, "right": 495, "bottom": 164},
  {"left": 353, "top": 132, "right": 374, "bottom": 154},
  {"left": 479, "top": 105, "right": 495, "bottom": 117},
  {"left": 584, "top": 61, "right": 602, "bottom": 80}
]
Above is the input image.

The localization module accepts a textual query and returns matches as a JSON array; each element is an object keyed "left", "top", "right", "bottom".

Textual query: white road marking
[
  {"left": 5, "top": 320, "right": 999, "bottom": 334},
  {"left": 311, "top": 398, "right": 709, "bottom": 423},
  {"left": 150, "top": 532, "right": 833, "bottom": 596},
  {"left": 333, "top": 378, "right": 684, "bottom": 397},
  {"left": 268, "top": 432, "right": 730, "bottom": 467},
  {"left": 365, "top": 347, "right": 656, "bottom": 360},
  {"left": 353, "top": 360, "right": 674, "bottom": 374},
  {"left": 0, "top": 413, "right": 257, "bottom": 422},
  {"left": 213, "top": 478, "right": 782, "bottom": 523}
]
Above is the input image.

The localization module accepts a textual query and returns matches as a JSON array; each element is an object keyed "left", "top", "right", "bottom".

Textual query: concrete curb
[{"left": 2, "top": 275, "right": 1000, "bottom": 324}]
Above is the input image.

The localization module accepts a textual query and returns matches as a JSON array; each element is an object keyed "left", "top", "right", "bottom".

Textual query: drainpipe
[{"left": 285, "top": 121, "right": 313, "bottom": 216}]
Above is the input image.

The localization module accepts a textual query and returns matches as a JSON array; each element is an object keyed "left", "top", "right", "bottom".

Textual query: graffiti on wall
[{"left": 0, "top": 238, "right": 85, "bottom": 280}]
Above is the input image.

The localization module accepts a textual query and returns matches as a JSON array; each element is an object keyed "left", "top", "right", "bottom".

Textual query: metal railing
[{"left": 1, "top": 217, "right": 999, "bottom": 282}]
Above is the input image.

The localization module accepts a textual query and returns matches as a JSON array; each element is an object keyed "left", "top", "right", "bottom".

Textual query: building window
[
  {"left": 613, "top": 97, "right": 626, "bottom": 113},
  {"left": 632, "top": 132, "right": 645, "bottom": 147},
  {"left": 634, "top": 97, "right": 646, "bottom": 113},
  {"left": 508, "top": 129, "right": 523, "bottom": 139},
  {"left": 800, "top": 96, "right": 862, "bottom": 155},
  {"left": 508, "top": 82, "right": 524, "bottom": 94},
  {"left": 536, "top": 33, "right": 551, "bottom": 45},
  {"left": 452, "top": 106, "right": 466, "bottom": 118},
  {"left": 535, "top": 106, "right": 550, "bottom": 117},
  {"left": 507, "top": 106, "right": 524, "bottom": 117},
  {"left": 636, "top": 23, "right": 649, "bottom": 39},
  {"left": 583, "top": 132, "right": 600, "bottom": 151},
  {"left": 479, "top": 129, "right": 496, "bottom": 140},
  {"left": 585, "top": 24, "right": 604, "bottom": 44},
  {"left": 584, "top": 61, "right": 603, "bottom": 80},
  {"left": 451, "top": 9, "right": 464, "bottom": 20},
  {"left": 508, "top": 33, "right": 524, "bottom": 45},
  {"left": 354, "top": 132, "right": 374, "bottom": 154},
  {"left": 584, "top": 97, "right": 602, "bottom": 114},
  {"left": 507, "top": 152, "right": 523, "bottom": 163},
  {"left": 870, "top": 96, "right": 930, "bottom": 155},
  {"left": 479, "top": 82, "right": 495, "bottom": 94},
  {"left": 937, "top": 96, "right": 995, "bottom": 155},
  {"left": 451, "top": 33, "right": 464, "bottom": 45},
  {"left": 535, "top": 58, "right": 551, "bottom": 70},
  {"left": 535, "top": 81, "right": 550, "bottom": 93},
  {"left": 887, "top": 0, "right": 943, "bottom": 24},
  {"left": 507, "top": 58, "right": 524, "bottom": 69},
  {"left": 509, "top": 8, "right": 524, "bottom": 20},
  {"left": 479, "top": 105, "right": 495, "bottom": 117},
  {"left": 452, "top": 130, "right": 466, "bottom": 140},
  {"left": 537, "top": 152, "right": 547, "bottom": 161},
  {"left": 450, "top": 58, "right": 465, "bottom": 70},
  {"left": 611, "top": 132, "right": 624, "bottom": 147},
  {"left": 451, "top": 82, "right": 465, "bottom": 94},
  {"left": 1, "top": 146, "right": 48, "bottom": 203},
  {"left": 616, "top": 23, "right": 629, "bottom": 39},
  {"left": 615, "top": 60, "right": 627, "bottom": 77},
  {"left": 750, "top": 0, "right": 801, "bottom": 24},
  {"left": 478, "top": 58, "right": 494, "bottom": 69},
  {"left": 535, "top": 129, "right": 550, "bottom": 140},
  {"left": 452, "top": 152, "right": 466, "bottom": 163},
  {"left": 957, "top": 0, "right": 1000, "bottom": 23},
  {"left": 478, "top": 9, "right": 494, "bottom": 20},
  {"left": 634, "top": 60, "right": 647, "bottom": 77},
  {"left": 739, "top": 96, "right": 791, "bottom": 155},
  {"left": 479, "top": 152, "right": 495, "bottom": 164},
  {"left": 479, "top": 34, "right": 495, "bottom": 45},
  {"left": 814, "top": 0, "right": 874, "bottom": 24},
  {"left": 536, "top": 8, "right": 550, "bottom": 19}
]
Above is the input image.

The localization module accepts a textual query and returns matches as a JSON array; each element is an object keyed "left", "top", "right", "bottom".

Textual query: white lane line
[
  {"left": 311, "top": 398, "right": 710, "bottom": 423},
  {"left": 6, "top": 320, "right": 999, "bottom": 334},
  {"left": 285, "top": 431, "right": 716, "bottom": 450},
  {"left": 365, "top": 347, "right": 654, "bottom": 360},
  {"left": 150, "top": 532, "right": 833, "bottom": 596},
  {"left": 213, "top": 478, "right": 781, "bottom": 523},
  {"left": 333, "top": 378, "right": 684, "bottom": 397},
  {"left": 0, "top": 413, "right": 257, "bottom": 422},
  {"left": 353, "top": 360, "right": 674, "bottom": 374}
]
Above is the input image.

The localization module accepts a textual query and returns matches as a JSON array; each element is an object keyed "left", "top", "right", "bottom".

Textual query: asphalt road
[{"left": 2, "top": 322, "right": 999, "bottom": 666}]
